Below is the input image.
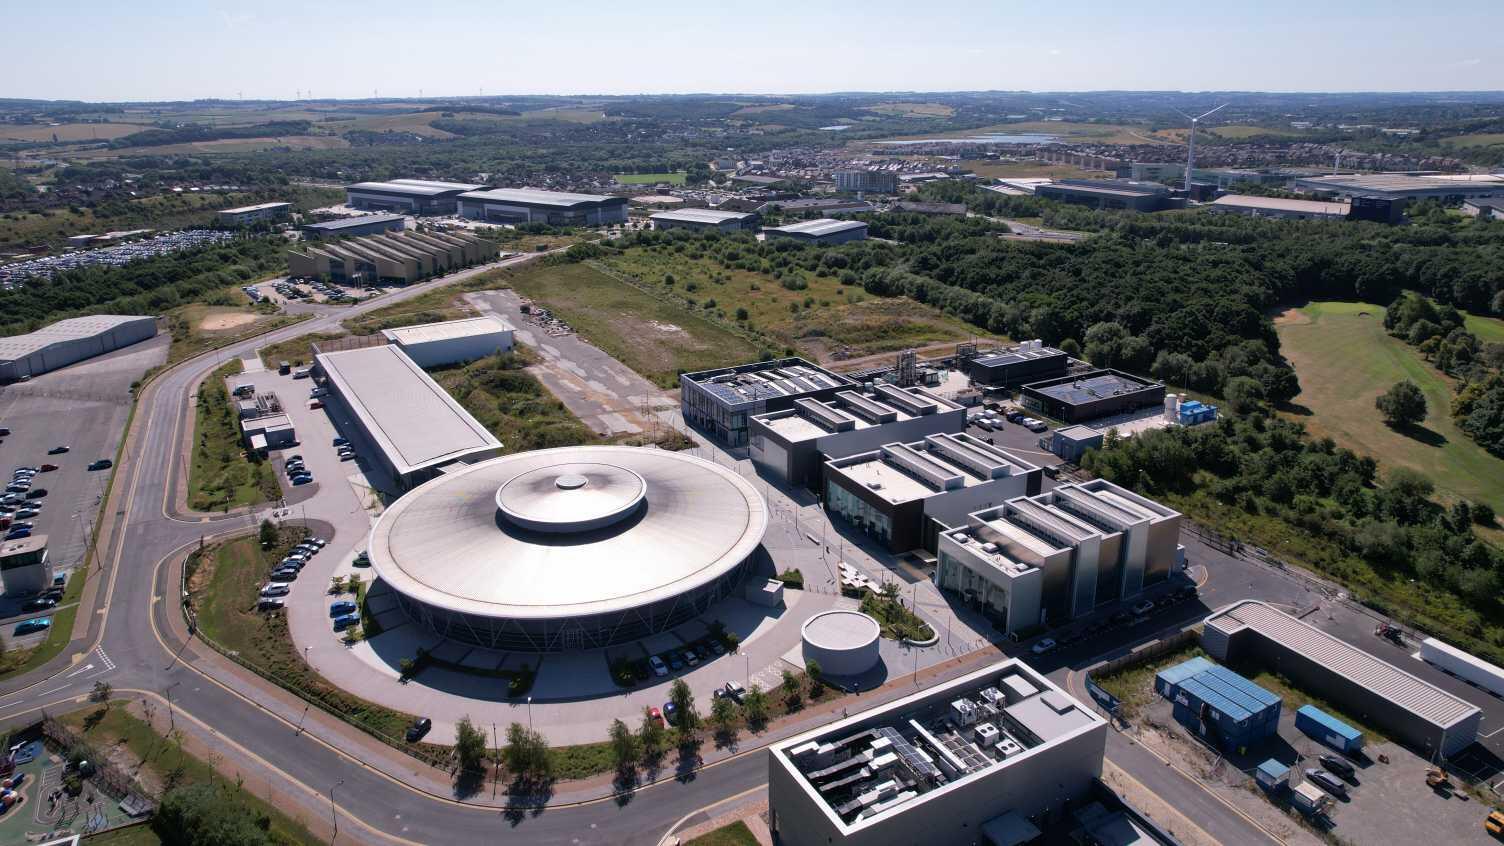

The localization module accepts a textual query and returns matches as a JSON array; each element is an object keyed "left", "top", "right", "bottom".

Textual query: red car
[
  {"left": 648, "top": 706, "right": 667, "bottom": 728},
  {"left": 39, "top": 464, "right": 57, "bottom": 472}
]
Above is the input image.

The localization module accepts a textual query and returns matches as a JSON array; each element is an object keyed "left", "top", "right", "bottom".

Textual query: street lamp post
[
  {"left": 329, "top": 779, "right": 343, "bottom": 843},
  {"left": 527, "top": 696, "right": 533, "bottom": 731},
  {"left": 165, "top": 682, "right": 180, "bottom": 732}
]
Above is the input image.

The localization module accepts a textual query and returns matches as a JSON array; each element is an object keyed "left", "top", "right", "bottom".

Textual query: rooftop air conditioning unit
[
  {"left": 981, "top": 543, "right": 998, "bottom": 554},
  {"left": 867, "top": 481, "right": 883, "bottom": 490}
]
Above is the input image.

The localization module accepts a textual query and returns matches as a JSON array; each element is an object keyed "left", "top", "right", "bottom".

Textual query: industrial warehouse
[
  {"left": 763, "top": 218, "right": 869, "bottom": 245},
  {"left": 456, "top": 188, "right": 628, "bottom": 225},
  {"left": 682, "top": 357, "right": 857, "bottom": 447},
  {"left": 380, "top": 315, "right": 514, "bottom": 368},
  {"left": 1035, "top": 179, "right": 1171, "bottom": 212},
  {"left": 967, "top": 342, "right": 1070, "bottom": 388},
  {"left": 345, "top": 178, "right": 484, "bottom": 214},
  {"left": 314, "top": 344, "right": 503, "bottom": 490},
  {"left": 824, "top": 434, "right": 1042, "bottom": 554},
  {"left": 1202, "top": 600, "right": 1482, "bottom": 759},
  {"left": 216, "top": 201, "right": 291, "bottom": 226},
  {"left": 0, "top": 315, "right": 157, "bottom": 382},
  {"left": 301, "top": 214, "right": 407, "bottom": 239},
  {"left": 768, "top": 659, "right": 1107, "bottom": 846},
  {"left": 749, "top": 384, "right": 967, "bottom": 489},
  {"left": 936, "top": 479, "right": 1182, "bottom": 635},
  {"left": 285, "top": 229, "right": 497, "bottom": 285},
  {"left": 650, "top": 207, "right": 760, "bottom": 232},
  {"left": 1020, "top": 369, "right": 1166, "bottom": 424},
  {"left": 365, "top": 445, "right": 768, "bottom": 651}
]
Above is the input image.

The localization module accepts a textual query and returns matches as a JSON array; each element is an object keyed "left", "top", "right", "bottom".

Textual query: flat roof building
[
  {"left": 762, "top": 198, "right": 875, "bottom": 217},
  {"left": 650, "top": 208, "right": 760, "bottom": 233},
  {"left": 0, "top": 315, "right": 157, "bottom": 383},
  {"left": 890, "top": 201, "right": 967, "bottom": 216},
  {"left": 287, "top": 230, "right": 496, "bottom": 285},
  {"left": 1203, "top": 601, "right": 1482, "bottom": 759},
  {"left": 750, "top": 384, "right": 966, "bottom": 489},
  {"left": 682, "top": 357, "right": 857, "bottom": 448},
  {"left": 301, "top": 214, "right": 407, "bottom": 239},
  {"left": 764, "top": 218, "right": 869, "bottom": 245},
  {"left": 1036, "top": 179, "right": 1171, "bottom": 212},
  {"left": 382, "top": 315, "right": 515, "bottom": 369},
  {"left": 1208, "top": 194, "right": 1350, "bottom": 221},
  {"left": 968, "top": 342, "right": 1069, "bottom": 388},
  {"left": 1021, "top": 369, "right": 1165, "bottom": 424},
  {"left": 937, "top": 479, "right": 1181, "bottom": 634},
  {"left": 768, "top": 659, "right": 1106, "bottom": 846},
  {"left": 824, "top": 433, "right": 1041, "bottom": 554},
  {"left": 315, "top": 345, "right": 503, "bottom": 490},
  {"left": 1463, "top": 197, "right": 1504, "bottom": 221},
  {"left": 0, "top": 535, "right": 51, "bottom": 595},
  {"left": 833, "top": 170, "right": 898, "bottom": 194},
  {"left": 240, "top": 413, "right": 295, "bottom": 451},
  {"left": 345, "top": 179, "right": 483, "bottom": 215},
  {"left": 457, "top": 188, "right": 628, "bottom": 226},
  {"left": 1293, "top": 173, "right": 1504, "bottom": 203},
  {"left": 217, "top": 201, "right": 291, "bottom": 227}
]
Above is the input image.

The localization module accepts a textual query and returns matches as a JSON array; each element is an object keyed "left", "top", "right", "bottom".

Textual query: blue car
[
  {"left": 332, "top": 613, "right": 360, "bottom": 631},
  {"left": 14, "top": 617, "right": 50, "bottom": 635},
  {"left": 291, "top": 476, "right": 314, "bottom": 486},
  {"left": 329, "top": 600, "right": 357, "bottom": 617},
  {"left": 5, "top": 528, "right": 31, "bottom": 540}
]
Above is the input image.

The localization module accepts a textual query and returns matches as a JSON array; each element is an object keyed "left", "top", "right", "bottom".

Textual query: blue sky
[{"left": 8, "top": 0, "right": 1502, "bottom": 101}]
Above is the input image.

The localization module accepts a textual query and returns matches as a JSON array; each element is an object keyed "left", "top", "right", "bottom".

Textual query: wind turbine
[{"left": 1176, "top": 103, "right": 1228, "bottom": 191}]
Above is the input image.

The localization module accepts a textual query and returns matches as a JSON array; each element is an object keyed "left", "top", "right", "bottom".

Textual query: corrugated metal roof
[
  {"left": 457, "top": 188, "right": 621, "bottom": 208},
  {"left": 303, "top": 214, "right": 406, "bottom": 232},
  {"left": 1208, "top": 601, "right": 1479, "bottom": 729},
  {"left": 382, "top": 315, "right": 515, "bottom": 346},
  {"left": 650, "top": 208, "right": 754, "bottom": 224},
  {"left": 0, "top": 315, "right": 154, "bottom": 360},
  {"left": 769, "top": 218, "right": 867, "bottom": 237}
]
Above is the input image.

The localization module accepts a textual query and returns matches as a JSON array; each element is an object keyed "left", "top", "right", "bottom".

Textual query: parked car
[
  {"left": 258, "top": 598, "right": 286, "bottom": 611},
  {"left": 683, "top": 649, "right": 699, "bottom": 667},
  {"left": 1031, "top": 638, "right": 1057, "bottom": 655},
  {"left": 307, "top": 537, "right": 327, "bottom": 548},
  {"left": 648, "top": 655, "right": 668, "bottom": 677},
  {"left": 260, "top": 584, "right": 290, "bottom": 598},
  {"left": 87, "top": 459, "right": 112, "bottom": 471},
  {"left": 46, "top": 446, "right": 69, "bottom": 455},
  {"left": 291, "top": 476, "right": 314, "bottom": 486},
  {"left": 1319, "top": 755, "right": 1356, "bottom": 780},
  {"left": 709, "top": 640, "right": 726, "bottom": 656},
  {"left": 1005, "top": 410, "right": 1025, "bottom": 423},
  {"left": 406, "top": 717, "right": 432, "bottom": 742},
  {"left": 15, "top": 508, "right": 40, "bottom": 519},
  {"left": 332, "top": 613, "right": 360, "bottom": 631},
  {"left": 38, "top": 464, "right": 57, "bottom": 472},
  {"left": 268, "top": 570, "right": 298, "bottom": 582},
  {"left": 714, "top": 681, "right": 746, "bottom": 701},
  {"left": 307, "top": 399, "right": 324, "bottom": 410},
  {"left": 332, "top": 438, "right": 349, "bottom": 448},
  {"left": 22, "top": 596, "right": 56, "bottom": 612},
  {"left": 662, "top": 701, "right": 680, "bottom": 725},
  {"left": 5, "top": 529, "right": 31, "bottom": 540},
  {"left": 1305, "top": 769, "right": 1348, "bottom": 798},
  {"left": 1131, "top": 600, "right": 1156, "bottom": 616},
  {"left": 668, "top": 653, "right": 684, "bottom": 671},
  {"left": 284, "top": 455, "right": 304, "bottom": 467},
  {"left": 13, "top": 617, "right": 50, "bottom": 635},
  {"left": 648, "top": 707, "right": 667, "bottom": 728},
  {"left": 25, "top": 488, "right": 47, "bottom": 499},
  {"left": 309, "top": 387, "right": 329, "bottom": 398},
  {"left": 1024, "top": 418, "right": 1048, "bottom": 432},
  {"left": 338, "top": 452, "right": 355, "bottom": 461},
  {"left": 329, "top": 600, "right": 357, "bottom": 617},
  {"left": 7, "top": 521, "right": 32, "bottom": 531}
]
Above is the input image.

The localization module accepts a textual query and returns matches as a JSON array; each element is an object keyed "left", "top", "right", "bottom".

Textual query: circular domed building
[{"left": 367, "top": 446, "right": 767, "bottom": 652}]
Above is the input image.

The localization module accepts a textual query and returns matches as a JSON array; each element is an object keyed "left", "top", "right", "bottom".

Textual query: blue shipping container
[{"left": 1295, "top": 705, "right": 1363, "bottom": 753}]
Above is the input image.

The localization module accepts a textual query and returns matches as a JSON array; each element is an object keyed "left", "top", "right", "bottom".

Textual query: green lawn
[
  {"left": 498, "top": 261, "right": 761, "bottom": 387},
  {"left": 615, "top": 171, "right": 687, "bottom": 185},
  {"left": 61, "top": 702, "right": 322, "bottom": 846},
  {"left": 0, "top": 602, "right": 79, "bottom": 680},
  {"left": 686, "top": 820, "right": 760, "bottom": 846},
  {"left": 1464, "top": 311, "right": 1504, "bottom": 345},
  {"left": 186, "top": 360, "right": 281, "bottom": 511},
  {"left": 1276, "top": 301, "right": 1504, "bottom": 514}
]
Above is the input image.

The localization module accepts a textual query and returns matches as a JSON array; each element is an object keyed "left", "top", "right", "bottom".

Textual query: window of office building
[{"left": 826, "top": 479, "right": 890, "bottom": 545}]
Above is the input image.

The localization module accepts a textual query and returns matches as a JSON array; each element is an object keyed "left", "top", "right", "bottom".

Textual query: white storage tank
[
  {"left": 801, "top": 610, "right": 881, "bottom": 676},
  {"left": 1164, "top": 393, "right": 1179, "bottom": 422}
]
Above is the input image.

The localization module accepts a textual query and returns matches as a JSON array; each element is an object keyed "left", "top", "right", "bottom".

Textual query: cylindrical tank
[
  {"left": 1164, "top": 393, "right": 1179, "bottom": 422},
  {"left": 801, "top": 610, "right": 881, "bottom": 676}
]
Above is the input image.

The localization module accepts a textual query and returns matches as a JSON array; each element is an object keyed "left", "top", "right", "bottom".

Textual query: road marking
[
  {"left": 658, "top": 783, "right": 765, "bottom": 846},
  {"left": 97, "top": 648, "right": 115, "bottom": 672},
  {"left": 64, "top": 663, "right": 95, "bottom": 678}
]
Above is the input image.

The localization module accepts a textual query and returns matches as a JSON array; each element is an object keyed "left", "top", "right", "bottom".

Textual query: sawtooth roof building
[
  {"left": 457, "top": 188, "right": 628, "bottom": 226},
  {"left": 345, "top": 179, "right": 484, "bottom": 215},
  {"left": 314, "top": 344, "right": 503, "bottom": 489},
  {"left": 286, "top": 230, "right": 497, "bottom": 285},
  {"left": 0, "top": 315, "right": 157, "bottom": 382}
]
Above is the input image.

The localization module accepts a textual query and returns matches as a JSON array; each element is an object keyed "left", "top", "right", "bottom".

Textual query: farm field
[
  {"left": 1275, "top": 300, "right": 1504, "bottom": 514},
  {"left": 959, "top": 160, "right": 1112, "bottom": 180},
  {"left": 1207, "top": 124, "right": 1311, "bottom": 140},
  {"left": 862, "top": 102, "right": 955, "bottom": 118},
  {"left": 0, "top": 122, "right": 151, "bottom": 142},
  {"left": 494, "top": 260, "right": 761, "bottom": 387},
  {"left": 615, "top": 171, "right": 686, "bottom": 185},
  {"left": 65, "top": 134, "right": 349, "bottom": 158},
  {"left": 1440, "top": 132, "right": 1504, "bottom": 150},
  {"left": 597, "top": 247, "right": 998, "bottom": 363}
]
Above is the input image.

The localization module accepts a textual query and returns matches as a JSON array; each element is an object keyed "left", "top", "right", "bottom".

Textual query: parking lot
[
  {"left": 0, "top": 333, "right": 169, "bottom": 627},
  {"left": 247, "top": 277, "right": 376, "bottom": 307}
]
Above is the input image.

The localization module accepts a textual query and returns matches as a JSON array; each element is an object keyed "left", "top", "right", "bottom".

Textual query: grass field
[
  {"left": 1464, "top": 311, "right": 1504, "bottom": 344},
  {"left": 1440, "top": 132, "right": 1504, "bottom": 150},
  {"left": 498, "top": 261, "right": 761, "bottom": 387},
  {"left": 1276, "top": 301, "right": 1504, "bottom": 514},
  {"left": 60, "top": 702, "right": 322, "bottom": 845},
  {"left": 65, "top": 135, "right": 349, "bottom": 159},
  {"left": 186, "top": 360, "right": 281, "bottom": 511},
  {"left": 597, "top": 248, "right": 995, "bottom": 362},
  {"left": 862, "top": 102, "right": 955, "bottom": 118},
  {"left": 686, "top": 820, "right": 760, "bottom": 846},
  {"left": 0, "top": 122, "right": 151, "bottom": 142},
  {"left": 959, "top": 160, "right": 1112, "bottom": 180},
  {"left": 1207, "top": 124, "right": 1311, "bottom": 140},
  {"left": 615, "top": 171, "right": 687, "bottom": 185}
]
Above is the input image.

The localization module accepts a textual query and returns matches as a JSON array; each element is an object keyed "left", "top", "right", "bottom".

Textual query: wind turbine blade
[
  {"left": 1172, "top": 108, "right": 1194, "bottom": 122},
  {"left": 1197, "top": 103, "right": 1230, "bottom": 120}
]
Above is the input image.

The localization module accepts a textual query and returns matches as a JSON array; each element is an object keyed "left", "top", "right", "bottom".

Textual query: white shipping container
[{"left": 1419, "top": 637, "right": 1504, "bottom": 698}]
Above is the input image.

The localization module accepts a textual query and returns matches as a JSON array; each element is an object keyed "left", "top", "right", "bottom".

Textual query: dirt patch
[
  {"left": 646, "top": 319, "right": 690, "bottom": 338},
  {"left": 1271, "top": 307, "right": 1311, "bottom": 326},
  {"left": 199, "top": 312, "right": 259, "bottom": 332}
]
